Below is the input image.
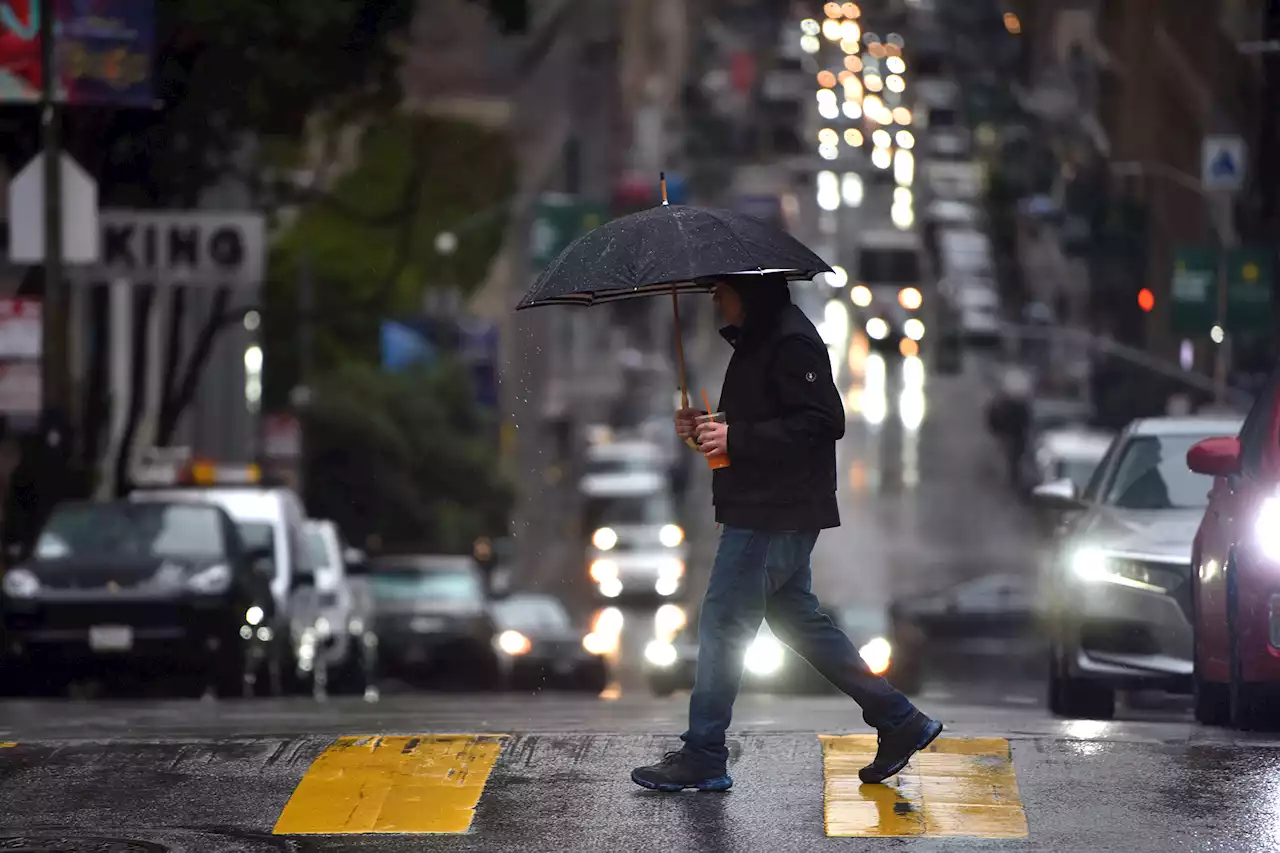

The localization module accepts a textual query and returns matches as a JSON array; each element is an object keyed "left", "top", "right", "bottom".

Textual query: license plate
[
  {"left": 89, "top": 625, "right": 133, "bottom": 652},
  {"left": 410, "top": 616, "right": 445, "bottom": 633}
]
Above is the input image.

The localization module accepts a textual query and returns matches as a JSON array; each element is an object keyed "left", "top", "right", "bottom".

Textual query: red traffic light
[{"left": 1138, "top": 288, "right": 1155, "bottom": 312}]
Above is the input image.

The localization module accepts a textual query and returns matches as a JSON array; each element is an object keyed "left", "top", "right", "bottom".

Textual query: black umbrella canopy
[{"left": 516, "top": 204, "right": 833, "bottom": 309}]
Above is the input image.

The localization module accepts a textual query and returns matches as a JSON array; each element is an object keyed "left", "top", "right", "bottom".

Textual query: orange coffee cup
[{"left": 697, "top": 412, "right": 730, "bottom": 470}]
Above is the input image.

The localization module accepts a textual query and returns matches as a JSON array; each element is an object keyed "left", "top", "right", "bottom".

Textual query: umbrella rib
[{"left": 699, "top": 207, "right": 764, "bottom": 275}]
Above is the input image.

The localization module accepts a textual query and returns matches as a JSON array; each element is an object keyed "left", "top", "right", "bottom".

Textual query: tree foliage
[
  {"left": 1, "top": 0, "right": 413, "bottom": 204},
  {"left": 300, "top": 361, "right": 512, "bottom": 554},
  {"left": 263, "top": 115, "right": 516, "bottom": 408}
]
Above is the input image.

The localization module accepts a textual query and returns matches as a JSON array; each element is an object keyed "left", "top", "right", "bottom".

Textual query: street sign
[
  {"left": 530, "top": 195, "right": 607, "bottom": 270},
  {"left": 0, "top": 298, "right": 40, "bottom": 358},
  {"left": 8, "top": 152, "right": 100, "bottom": 264},
  {"left": 0, "top": 361, "right": 40, "bottom": 415},
  {"left": 1170, "top": 245, "right": 1274, "bottom": 335},
  {"left": 96, "top": 210, "right": 266, "bottom": 284},
  {"left": 1201, "top": 135, "right": 1246, "bottom": 193},
  {"left": 263, "top": 415, "right": 302, "bottom": 460}
]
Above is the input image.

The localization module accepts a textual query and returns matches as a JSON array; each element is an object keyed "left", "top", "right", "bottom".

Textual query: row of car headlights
[
  {"left": 1, "top": 563, "right": 234, "bottom": 599},
  {"left": 643, "top": 625, "right": 892, "bottom": 677},
  {"left": 592, "top": 524, "right": 685, "bottom": 551}
]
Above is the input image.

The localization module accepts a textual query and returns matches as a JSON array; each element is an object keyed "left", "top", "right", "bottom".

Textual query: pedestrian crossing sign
[{"left": 1201, "top": 135, "right": 1246, "bottom": 193}]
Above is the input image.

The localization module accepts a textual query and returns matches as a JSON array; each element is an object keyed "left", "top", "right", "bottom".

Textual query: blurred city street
[{"left": 1, "top": 0, "right": 1279, "bottom": 849}]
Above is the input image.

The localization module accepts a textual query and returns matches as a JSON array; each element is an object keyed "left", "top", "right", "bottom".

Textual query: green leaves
[
  {"left": 262, "top": 115, "right": 516, "bottom": 407},
  {"left": 300, "top": 362, "right": 513, "bottom": 553}
]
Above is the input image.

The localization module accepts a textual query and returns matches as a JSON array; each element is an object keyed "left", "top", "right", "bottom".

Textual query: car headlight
[
  {"left": 744, "top": 635, "right": 785, "bottom": 675},
  {"left": 659, "top": 524, "right": 685, "bottom": 548},
  {"left": 187, "top": 564, "right": 232, "bottom": 595},
  {"left": 1070, "top": 549, "right": 1109, "bottom": 582},
  {"left": 645, "top": 639, "right": 678, "bottom": 667},
  {"left": 497, "top": 629, "right": 531, "bottom": 656},
  {"left": 1257, "top": 497, "right": 1280, "bottom": 561},
  {"left": 2, "top": 567, "right": 38, "bottom": 599},
  {"left": 589, "top": 559, "right": 619, "bottom": 583},
  {"left": 859, "top": 637, "right": 892, "bottom": 675},
  {"left": 583, "top": 631, "right": 616, "bottom": 655},
  {"left": 592, "top": 527, "right": 618, "bottom": 551},
  {"left": 1069, "top": 548, "right": 1166, "bottom": 592}
]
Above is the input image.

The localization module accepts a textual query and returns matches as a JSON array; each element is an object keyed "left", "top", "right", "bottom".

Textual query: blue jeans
[{"left": 681, "top": 526, "right": 918, "bottom": 766}]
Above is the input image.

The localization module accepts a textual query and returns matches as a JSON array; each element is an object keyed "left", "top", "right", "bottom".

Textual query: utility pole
[
  {"left": 1210, "top": 192, "right": 1236, "bottom": 404},
  {"left": 39, "top": 0, "right": 68, "bottom": 430}
]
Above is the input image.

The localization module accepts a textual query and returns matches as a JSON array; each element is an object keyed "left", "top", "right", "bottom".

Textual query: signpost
[
  {"left": 530, "top": 194, "right": 607, "bottom": 270},
  {"left": 7, "top": 152, "right": 99, "bottom": 264},
  {"left": 1171, "top": 246, "right": 1274, "bottom": 335},
  {"left": 1200, "top": 135, "right": 1246, "bottom": 403}
]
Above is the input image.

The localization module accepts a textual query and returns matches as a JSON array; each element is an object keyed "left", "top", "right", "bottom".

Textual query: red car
[{"left": 1188, "top": 367, "right": 1280, "bottom": 727}]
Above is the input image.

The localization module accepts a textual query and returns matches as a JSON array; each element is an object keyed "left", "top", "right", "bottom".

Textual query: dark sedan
[
  {"left": 491, "top": 594, "right": 610, "bottom": 692},
  {"left": 368, "top": 554, "right": 499, "bottom": 687},
  {"left": 0, "top": 500, "right": 280, "bottom": 696}
]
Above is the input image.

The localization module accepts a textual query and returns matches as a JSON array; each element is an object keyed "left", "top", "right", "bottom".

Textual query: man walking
[{"left": 632, "top": 275, "right": 941, "bottom": 792}]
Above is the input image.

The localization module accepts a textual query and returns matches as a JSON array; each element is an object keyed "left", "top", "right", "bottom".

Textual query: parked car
[
  {"left": 1187, "top": 364, "right": 1280, "bottom": 727},
  {"left": 1035, "top": 415, "right": 1244, "bottom": 719},
  {"left": 296, "top": 519, "right": 378, "bottom": 697},
  {"left": 1, "top": 499, "right": 281, "bottom": 697},
  {"left": 367, "top": 554, "right": 498, "bottom": 687}
]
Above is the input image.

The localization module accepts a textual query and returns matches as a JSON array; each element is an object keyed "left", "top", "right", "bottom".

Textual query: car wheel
[{"left": 1048, "top": 646, "right": 1114, "bottom": 720}]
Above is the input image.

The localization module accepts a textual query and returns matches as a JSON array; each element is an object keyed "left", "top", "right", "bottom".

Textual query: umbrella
[{"left": 517, "top": 175, "right": 832, "bottom": 419}]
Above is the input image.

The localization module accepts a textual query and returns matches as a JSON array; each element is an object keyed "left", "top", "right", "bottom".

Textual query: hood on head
[{"left": 726, "top": 273, "right": 792, "bottom": 329}]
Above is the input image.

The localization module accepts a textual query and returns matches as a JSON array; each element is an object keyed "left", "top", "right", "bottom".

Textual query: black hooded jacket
[{"left": 713, "top": 277, "right": 844, "bottom": 531}]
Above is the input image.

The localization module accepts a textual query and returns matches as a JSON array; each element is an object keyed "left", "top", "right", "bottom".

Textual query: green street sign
[
  {"left": 1170, "top": 245, "right": 1274, "bottom": 336},
  {"left": 530, "top": 195, "right": 607, "bottom": 270}
]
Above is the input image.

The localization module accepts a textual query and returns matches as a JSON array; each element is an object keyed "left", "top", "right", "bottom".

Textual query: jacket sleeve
[{"left": 727, "top": 335, "right": 845, "bottom": 461}]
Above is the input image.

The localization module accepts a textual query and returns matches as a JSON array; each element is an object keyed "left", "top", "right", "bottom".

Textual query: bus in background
[{"left": 849, "top": 228, "right": 931, "bottom": 357}]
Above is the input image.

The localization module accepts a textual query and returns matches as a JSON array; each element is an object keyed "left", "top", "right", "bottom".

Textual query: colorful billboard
[{"left": 0, "top": 0, "right": 153, "bottom": 105}]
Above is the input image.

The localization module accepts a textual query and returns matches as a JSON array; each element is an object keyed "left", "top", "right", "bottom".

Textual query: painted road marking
[
  {"left": 273, "top": 734, "right": 506, "bottom": 835},
  {"left": 820, "top": 735, "right": 1028, "bottom": 838}
]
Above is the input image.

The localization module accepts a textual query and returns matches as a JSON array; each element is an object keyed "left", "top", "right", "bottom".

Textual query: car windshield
[
  {"left": 494, "top": 597, "right": 573, "bottom": 633},
  {"left": 305, "top": 528, "right": 335, "bottom": 570},
  {"left": 1102, "top": 434, "right": 1217, "bottom": 510},
  {"left": 237, "top": 522, "right": 275, "bottom": 554},
  {"left": 1056, "top": 458, "right": 1102, "bottom": 492},
  {"left": 857, "top": 248, "right": 921, "bottom": 284},
  {"left": 369, "top": 567, "right": 484, "bottom": 602},
  {"left": 585, "top": 494, "right": 675, "bottom": 528},
  {"left": 35, "top": 503, "right": 227, "bottom": 561}
]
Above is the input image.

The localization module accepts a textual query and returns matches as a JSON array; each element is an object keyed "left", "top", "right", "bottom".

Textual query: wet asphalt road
[{"left": 1, "top": 694, "right": 1280, "bottom": 851}]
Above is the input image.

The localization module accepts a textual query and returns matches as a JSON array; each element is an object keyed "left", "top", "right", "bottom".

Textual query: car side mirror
[
  {"left": 1032, "top": 477, "right": 1084, "bottom": 511},
  {"left": 1187, "top": 436, "right": 1241, "bottom": 477},
  {"left": 245, "top": 546, "right": 274, "bottom": 577},
  {"left": 343, "top": 546, "right": 368, "bottom": 574}
]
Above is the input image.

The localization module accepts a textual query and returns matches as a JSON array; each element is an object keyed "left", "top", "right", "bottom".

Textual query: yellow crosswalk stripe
[
  {"left": 820, "top": 735, "right": 1028, "bottom": 838},
  {"left": 273, "top": 734, "right": 507, "bottom": 835}
]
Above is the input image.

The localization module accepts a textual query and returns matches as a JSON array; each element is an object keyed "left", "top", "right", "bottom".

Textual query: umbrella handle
[
  {"left": 672, "top": 287, "right": 688, "bottom": 409},
  {"left": 672, "top": 287, "right": 700, "bottom": 452}
]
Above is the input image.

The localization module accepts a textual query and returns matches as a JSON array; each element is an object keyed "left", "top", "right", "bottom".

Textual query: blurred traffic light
[{"left": 1137, "top": 288, "right": 1155, "bottom": 312}]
